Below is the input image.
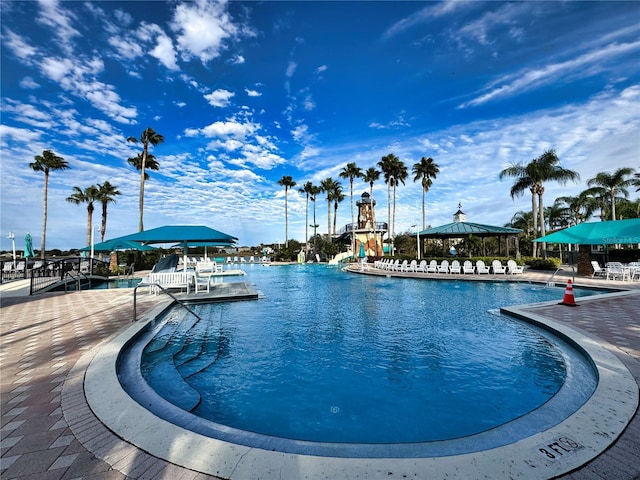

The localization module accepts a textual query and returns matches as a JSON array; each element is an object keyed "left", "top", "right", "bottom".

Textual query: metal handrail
[
  {"left": 336, "top": 222, "right": 388, "bottom": 236},
  {"left": 133, "top": 283, "right": 201, "bottom": 322},
  {"left": 63, "top": 271, "right": 92, "bottom": 292}
]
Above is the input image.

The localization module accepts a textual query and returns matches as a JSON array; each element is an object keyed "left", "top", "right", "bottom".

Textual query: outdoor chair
[
  {"left": 475, "top": 260, "right": 490, "bottom": 274},
  {"left": 449, "top": 260, "right": 461, "bottom": 274},
  {"left": 462, "top": 261, "right": 475, "bottom": 274},
  {"left": 492, "top": 260, "right": 507, "bottom": 274},
  {"left": 507, "top": 260, "right": 524, "bottom": 274},
  {"left": 591, "top": 261, "right": 606, "bottom": 278}
]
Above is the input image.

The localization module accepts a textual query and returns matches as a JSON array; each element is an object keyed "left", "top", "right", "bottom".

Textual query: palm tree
[
  {"left": 127, "top": 127, "right": 164, "bottom": 231},
  {"left": 586, "top": 167, "right": 635, "bottom": 220},
  {"left": 500, "top": 150, "right": 579, "bottom": 256},
  {"left": 363, "top": 166, "right": 381, "bottom": 255},
  {"left": 412, "top": 157, "right": 439, "bottom": 230},
  {"left": 332, "top": 185, "right": 345, "bottom": 237},
  {"left": 339, "top": 162, "right": 363, "bottom": 255},
  {"left": 299, "top": 181, "right": 315, "bottom": 256},
  {"left": 320, "top": 177, "right": 340, "bottom": 240},
  {"left": 555, "top": 193, "right": 597, "bottom": 225},
  {"left": 277, "top": 175, "right": 297, "bottom": 247},
  {"left": 66, "top": 185, "right": 100, "bottom": 246},
  {"left": 378, "top": 154, "right": 397, "bottom": 254},
  {"left": 29, "top": 150, "right": 70, "bottom": 259},
  {"left": 96, "top": 181, "right": 121, "bottom": 242},
  {"left": 127, "top": 152, "right": 160, "bottom": 180}
]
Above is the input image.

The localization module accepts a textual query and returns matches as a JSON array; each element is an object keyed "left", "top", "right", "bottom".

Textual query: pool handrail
[{"left": 133, "top": 282, "right": 201, "bottom": 322}]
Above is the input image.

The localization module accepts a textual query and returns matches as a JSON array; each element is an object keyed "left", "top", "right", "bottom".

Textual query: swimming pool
[{"left": 119, "top": 264, "right": 602, "bottom": 457}]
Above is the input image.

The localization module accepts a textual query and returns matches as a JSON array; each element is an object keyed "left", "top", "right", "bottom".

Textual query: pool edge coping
[{"left": 79, "top": 291, "right": 639, "bottom": 480}]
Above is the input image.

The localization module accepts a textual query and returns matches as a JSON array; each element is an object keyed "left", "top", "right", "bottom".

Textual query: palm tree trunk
[
  {"left": 538, "top": 189, "right": 546, "bottom": 258},
  {"left": 611, "top": 188, "right": 617, "bottom": 220},
  {"left": 41, "top": 173, "right": 48, "bottom": 259},
  {"left": 370, "top": 184, "right": 377, "bottom": 256},
  {"left": 86, "top": 208, "right": 92, "bottom": 247},
  {"left": 284, "top": 188, "right": 289, "bottom": 247},
  {"left": 327, "top": 198, "right": 331, "bottom": 240},
  {"left": 139, "top": 147, "right": 147, "bottom": 232},
  {"left": 349, "top": 180, "right": 355, "bottom": 255},
  {"left": 305, "top": 195, "right": 309, "bottom": 255},
  {"left": 531, "top": 189, "right": 538, "bottom": 257},
  {"left": 101, "top": 203, "right": 107, "bottom": 242},
  {"left": 387, "top": 182, "right": 391, "bottom": 255},
  {"left": 392, "top": 182, "right": 397, "bottom": 256},
  {"left": 422, "top": 187, "right": 426, "bottom": 231}
]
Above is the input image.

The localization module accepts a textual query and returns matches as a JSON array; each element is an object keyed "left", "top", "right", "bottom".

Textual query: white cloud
[
  {"left": 0, "top": 125, "right": 43, "bottom": 145},
  {"left": 150, "top": 32, "right": 179, "bottom": 70},
  {"left": 461, "top": 40, "right": 640, "bottom": 108},
  {"left": 245, "top": 88, "right": 261, "bottom": 97},
  {"left": 185, "top": 118, "right": 258, "bottom": 139},
  {"left": 36, "top": 0, "right": 80, "bottom": 51},
  {"left": 315, "top": 65, "right": 328, "bottom": 74},
  {"left": 171, "top": 0, "right": 254, "bottom": 64},
  {"left": 382, "top": 0, "right": 471, "bottom": 40},
  {"left": 19, "top": 77, "right": 40, "bottom": 89},
  {"left": 204, "top": 89, "right": 235, "bottom": 107},
  {"left": 232, "top": 54, "right": 245, "bottom": 64},
  {"left": 286, "top": 61, "right": 297, "bottom": 78},
  {"left": 3, "top": 31, "right": 37, "bottom": 59}
]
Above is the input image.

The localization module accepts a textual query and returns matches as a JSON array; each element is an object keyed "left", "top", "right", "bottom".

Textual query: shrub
[{"left": 526, "top": 257, "right": 561, "bottom": 270}]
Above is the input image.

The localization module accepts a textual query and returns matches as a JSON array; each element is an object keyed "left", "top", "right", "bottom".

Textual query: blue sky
[{"left": 1, "top": 0, "right": 639, "bottom": 252}]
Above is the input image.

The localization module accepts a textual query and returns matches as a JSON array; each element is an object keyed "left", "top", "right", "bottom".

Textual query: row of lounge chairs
[
  {"left": 592, "top": 261, "right": 640, "bottom": 281},
  {"left": 373, "top": 259, "right": 524, "bottom": 275}
]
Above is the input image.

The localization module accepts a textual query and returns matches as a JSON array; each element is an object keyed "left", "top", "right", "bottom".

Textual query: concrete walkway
[{"left": 0, "top": 269, "right": 638, "bottom": 479}]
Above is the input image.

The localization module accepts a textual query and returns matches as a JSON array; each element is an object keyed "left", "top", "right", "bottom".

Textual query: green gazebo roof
[{"left": 419, "top": 221, "right": 522, "bottom": 238}]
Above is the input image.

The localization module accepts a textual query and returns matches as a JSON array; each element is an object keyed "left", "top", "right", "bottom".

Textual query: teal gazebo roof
[{"left": 419, "top": 221, "right": 521, "bottom": 238}]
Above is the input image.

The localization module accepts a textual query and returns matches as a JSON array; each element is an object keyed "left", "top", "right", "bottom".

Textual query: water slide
[{"left": 328, "top": 250, "right": 353, "bottom": 265}]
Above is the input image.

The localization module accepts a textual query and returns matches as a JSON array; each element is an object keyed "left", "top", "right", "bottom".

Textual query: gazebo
[{"left": 419, "top": 205, "right": 522, "bottom": 257}]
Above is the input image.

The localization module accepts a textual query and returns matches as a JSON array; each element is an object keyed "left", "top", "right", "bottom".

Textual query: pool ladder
[
  {"left": 546, "top": 266, "right": 575, "bottom": 287},
  {"left": 133, "top": 283, "right": 201, "bottom": 322}
]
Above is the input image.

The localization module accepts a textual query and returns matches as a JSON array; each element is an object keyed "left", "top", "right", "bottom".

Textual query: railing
[
  {"left": 132, "top": 283, "right": 201, "bottom": 322},
  {"left": 336, "top": 222, "right": 388, "bottom": 236},
  {"left": 29, "top": 257, "right": 110, "bottom": 295}
]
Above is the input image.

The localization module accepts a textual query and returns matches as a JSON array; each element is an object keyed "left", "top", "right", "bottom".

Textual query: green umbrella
[
  {"left": 79, "top": 239, "right": 156, "bottom": 252},
  {"left": 24, "top": 233, "right": 34, "bottom": 258},
  {"left": 534, "top": 219, "right": 640, "bottom": 245}
]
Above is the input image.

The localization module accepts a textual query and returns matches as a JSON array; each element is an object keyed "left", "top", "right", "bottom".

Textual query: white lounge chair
[
  {"left": 462, "top": 261, "right": 475, "bottom": 274},
  {"left": 507, "top": 260, "right": 524, "bottom": 274},
  {"left": 416, "top": 260, "right": 427, "bottom": 273},
  {"left": 475, "top": 261, "right": 490, "bottom": 274},
  {"left": 408, "top": 260, "right": 418, "bottom": 272},
  {"left": 194, "top": 271, "right": 210, "bottom": 293},
  {"left": 591, "top": 261, "right": 606, "bottom": 278},
  {"left": 449, "top": 260, "right": 461, "bottom": 274},
  {"left": 426, "top": 260, "right": 438, "bottom": 273},
  {"left": 606, "top": 262, "right": 627, "bottom": 281},
  {"left": 438, "top": 260, "right": 449, "bottom": 273}
]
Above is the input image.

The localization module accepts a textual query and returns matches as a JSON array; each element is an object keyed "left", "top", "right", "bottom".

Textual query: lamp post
[
  {"left": 7, "top": 232, "right": 16, "bottom": 268},
  {"left": 412, "top": 224, "right": 421, "bottom": 260}
]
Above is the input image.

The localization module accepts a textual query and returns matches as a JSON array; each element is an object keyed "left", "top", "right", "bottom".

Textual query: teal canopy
[
  {"left": 534, "top": 219, "right": 640, "bottom": 245},
  {"left": 112, "top": 225, "right": 238, "bottom": 246},
  {"left": 79, "top": 239, "right": 156, "bottom": 252}
]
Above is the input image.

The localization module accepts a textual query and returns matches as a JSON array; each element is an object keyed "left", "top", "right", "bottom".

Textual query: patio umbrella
[
  {"left": 24, "top": 233, "right": 34, "bottom": 258},
  {"left": 110, "top": 225, "right": 238, "bottom": 270}
]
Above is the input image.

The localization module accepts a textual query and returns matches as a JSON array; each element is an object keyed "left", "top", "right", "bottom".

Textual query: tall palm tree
[
  {"left": 320, "top": 177, "right": 340, "bottom": 240},
  {"left": 378, "top": 154, "right": 397, "bottom": 254},
  {"left": 412, "top": 157, "right": 439, "bottom": 230},
  {"left": 586, "top": 167, "right": 635, "bottom": 220},
  {"left": 299, "top": 181, "right": 315, "bottom": 256},
  {"left": 96, "top": 181, "right": 121, "bottom": 242},
  {"left": 332, "top": 185, "right": 345, "bottom": 237},
  {"left": 29, "top": 150, "right": 70, "bottom": 259},
  {"left": 66, "top": 185, "right": 100, "bottom": 246},
  {"left": 339, "top": 162, "right": 363, "bottom": 255},
  {"left": 500, "top": 150, "right": 579, "bottom": 256},
  {"left": 277, "top": 175, "right": 297, "bottom": 247},
  {"left": 127, "top": 152, "right": 160, "bottom": 180},
  {"left": 533, "top": 150, "right": 579, "bottom": 243},
  {"left": 127, "top": 127, "right": 164, "bottom": 231},
  {"left": 363, "top": 166, "right": 381, "bottom": 255}
]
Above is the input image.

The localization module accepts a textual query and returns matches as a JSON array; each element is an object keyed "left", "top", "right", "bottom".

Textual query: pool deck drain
[{"left": 1, "top": 269, "right": 639, "bottom": 479}]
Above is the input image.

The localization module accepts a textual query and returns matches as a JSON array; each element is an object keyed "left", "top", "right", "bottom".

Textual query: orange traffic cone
[{"left": 559, "top": 279, "right": 579, "bottom": 306}]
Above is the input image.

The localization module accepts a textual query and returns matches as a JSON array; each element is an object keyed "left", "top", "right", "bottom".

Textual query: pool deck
[{"left": 1, "top": 268, "right": 638, "bottom": 479}]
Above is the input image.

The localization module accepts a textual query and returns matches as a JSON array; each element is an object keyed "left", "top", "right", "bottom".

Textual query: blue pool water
[{"left": 130, "top": 265, "right": 599, "bottom": 449}]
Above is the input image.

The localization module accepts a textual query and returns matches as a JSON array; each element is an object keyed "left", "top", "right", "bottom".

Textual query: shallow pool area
[{"left": 84, "top": 265, "right": 638, "bottom": 479}]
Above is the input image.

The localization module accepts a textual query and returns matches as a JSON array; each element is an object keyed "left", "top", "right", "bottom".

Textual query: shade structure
[
  {"left": 419, "top": 221, "right": 522, "bottom": 238},
  {"left": 79, "top": 239, "right": 156, "bottom": 252},
  {"left": 113, "top": 225, "right": 238, "bottom": 245},
  {"left": 534, "top": 219, "right": 640, "bottom": 245},
  {"left": 110, "top": 225, "right": 238, "bottom": 271}
]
